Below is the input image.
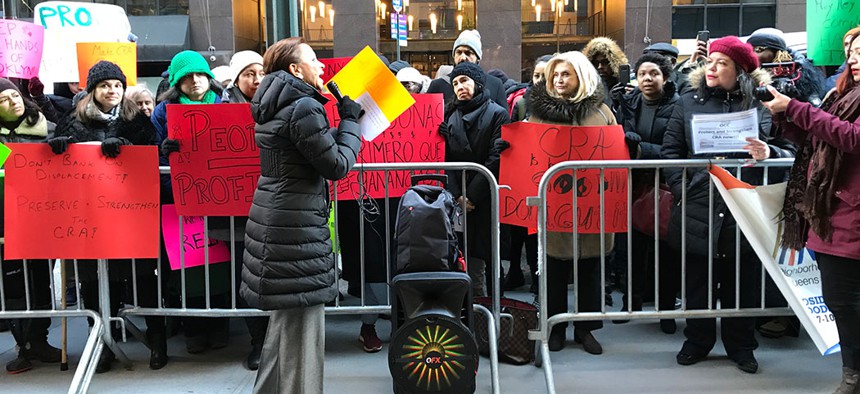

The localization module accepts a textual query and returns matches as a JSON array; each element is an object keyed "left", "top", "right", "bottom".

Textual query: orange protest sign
[
  {"left": 76, "top": 42, "right": 137, "bottom": 86},
  {"left": 3, "top": 144, "right": 160, "bottom": 259},
  {"left": 499, "top": 122, "right": 629, "bottom": 233}
]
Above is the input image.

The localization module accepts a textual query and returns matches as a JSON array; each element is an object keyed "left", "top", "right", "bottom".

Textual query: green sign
[
  {"left": 0, "top": 143, "right": 9, "bottom": 167},
  {"left": 807, "top": 0, "right": 860, "bottom": 66}
]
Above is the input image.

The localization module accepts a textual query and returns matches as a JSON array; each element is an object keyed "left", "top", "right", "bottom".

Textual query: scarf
[
  {"left": 178, "top": 90, "right": 217, "bottom": 105},
  {"left": 87, "top": 101, "right": 120, "bottom": 123},
  {"left": 782, "top": 85, "right": 860, "bottom": 249}
]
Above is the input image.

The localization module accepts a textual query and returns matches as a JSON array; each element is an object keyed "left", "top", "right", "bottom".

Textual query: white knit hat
[
  {"left": 453, "top": 30, "right": 483, "bottom": 60},
  {"left": 396, "top": 67, "right": 424, "bottom": 84},
  {"left": 229, "top": 50, "right": 264, "bottom": 82},
  {"left": 210, "top": 65, "right": 232, "bottom": 84}
]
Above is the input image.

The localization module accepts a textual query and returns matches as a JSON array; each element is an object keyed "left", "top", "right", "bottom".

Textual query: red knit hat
[{"left": 708, "top": 36, "right": 759, "bottom": 73}]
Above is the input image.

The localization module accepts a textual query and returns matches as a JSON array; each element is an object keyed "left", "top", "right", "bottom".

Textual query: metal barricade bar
[{"left": 531, "top": 158, "right": 795, "bottom": 393}]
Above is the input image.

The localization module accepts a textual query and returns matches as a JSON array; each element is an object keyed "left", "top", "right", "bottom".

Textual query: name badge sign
[{"left": 690, "top": 108, "right": 758, "bottom": 155}]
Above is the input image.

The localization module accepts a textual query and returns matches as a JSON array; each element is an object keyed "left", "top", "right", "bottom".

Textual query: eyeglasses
[
  {"left": 753, "top": 46, "right": 769, "bottom": 53},
  {"left": 591, "top": 59, "right": 610, "bottom": 67}
]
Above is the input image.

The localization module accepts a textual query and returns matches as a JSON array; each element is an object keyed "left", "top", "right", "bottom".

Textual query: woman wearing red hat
[{"left": 661, "top": 36, "right": 796, "bottom": 373}]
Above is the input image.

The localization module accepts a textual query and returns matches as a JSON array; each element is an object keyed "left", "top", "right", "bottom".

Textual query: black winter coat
[
  {"left": 54, "top": 109, "right": 156, "bottom": 146},
  {"left": 241, "top": 71, "right": 362, "bottom": 310},
  {"left": 620, "top": 82, "right": 680, "bottom": 160},
  {"left": 660, "top": 67, "right": 795, "bottom": 254},
  {"left": 444, "top": 92, "right": 509, "bottom": 261}
]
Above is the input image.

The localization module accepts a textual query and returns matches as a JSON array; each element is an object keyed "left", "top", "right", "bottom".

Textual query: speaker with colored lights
[{"left": 388, "top": 272, "right": 478, "bottom": 394}]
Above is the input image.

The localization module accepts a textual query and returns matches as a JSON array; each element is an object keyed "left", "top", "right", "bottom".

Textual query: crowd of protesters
[{"left": 0, "top": 23, "right": 858, "bottom": 394}]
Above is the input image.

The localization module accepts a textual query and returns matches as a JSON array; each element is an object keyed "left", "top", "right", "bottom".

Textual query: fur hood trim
[
  {"left": 688, "top": 65, "right": 771, "bottom": 92},
  {"left": 582, "top": 37, "right": 628, "bottom": 79}
]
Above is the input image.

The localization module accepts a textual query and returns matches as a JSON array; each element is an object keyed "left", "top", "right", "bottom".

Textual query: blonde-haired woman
[{"left": 526, "top": 51, "right": 615, "bottom": 354}]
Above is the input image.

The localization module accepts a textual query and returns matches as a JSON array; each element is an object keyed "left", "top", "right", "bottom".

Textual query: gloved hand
[
  {"left": 101, "top": 137, "right": 129, "bottom": 158},
  {"left": 438, "top": 122, "right": 450, "bottom": 139},
  {"left": 494, "top": 139, "right": 511, "bottom": 153},
  {"left": 47, "top": 136, "right": 74, "bottom": 155},
  {"left": 160, "top": 138, "right": 181, "bottom": 157},
  {"left": 610, "top": 83, "right": 631, "bottom": 106},
  {"left": 337, "top": 95, "right": 363, "bottom": 121},
  {"left": 624, "top": 131, "right": 641, "bottom": 159},
  {"left": 28, "top": 77, "right": 45, "bottom": 98}
]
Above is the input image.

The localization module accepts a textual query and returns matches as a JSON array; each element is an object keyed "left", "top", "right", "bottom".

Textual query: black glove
[
  {"left": 101, "top": 137, "right": 129, "bottom": 158},
  {"left": 28, "top": 77, "right": 45, "bottom": 98},
  {"left": 337, "top": 95, "right": 363, "bottom": 121},
  {"left": 610, "top": 83, "right": 630, "bottom": 106},
  {"left": 624, "top": 131, "right": 641, "bottom": 159},
  {"left": 47, "top": 136, "right": 74, "bottom": 155},
  {"left": 160, "top": 138, "right": 180, "bottom": 157},
  {"left": 494, "top": 139, "right": 511, "bottom": 153},
  {"left": 438, "top": 122, "right": 450, "bottom": 138}
]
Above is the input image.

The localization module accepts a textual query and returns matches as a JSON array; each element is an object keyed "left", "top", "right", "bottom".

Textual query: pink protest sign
[
  {"left": 0, "top": 20, "right": 44, "bottom": 79},
  {"left": 160, "top": 204, "right": 232, "bottom": 271}
]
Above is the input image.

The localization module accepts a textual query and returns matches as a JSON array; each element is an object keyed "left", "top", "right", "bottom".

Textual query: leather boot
[
  {"left": 96, "top": 348, "right": 115, "bottom": 374},
  {"left": 548, "top": 324, "right": 566, "bottom": 352},
  {"left": 574, "top": 328, "right": 603, "bottom": 355},
  {"left": 246, "top": 344, "right": 262, "bottom": 371},
  {"left": 148, "top": 329, "right": 168, "bottom": 370}
]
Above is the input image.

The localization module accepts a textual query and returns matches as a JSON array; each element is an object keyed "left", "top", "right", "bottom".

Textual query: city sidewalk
[{"left": 0, "top": 289, "right": 843, "bottom": 393}]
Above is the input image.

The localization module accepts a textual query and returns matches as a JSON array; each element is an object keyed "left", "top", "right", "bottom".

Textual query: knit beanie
[
  {"left": 746, "top": 32, "right": 788, "bottom": 52},
  {"left": 168, "top": 50, "right": 215, "bottom": 87},
  {"left": 388, "top": 60, "right": 410, "bottom": 75},
  {"left": 86, "top": 61, "right": 127, "bottom": 93},
  {"left": 0, "top": 78, "right": 20, "bottom": 94},
  {"left": 709, "top": 36, "right": 759, "bottom": 73},
  {"left": 229, "top": 50, "right": 264, "bottom": 82},
  {"left": 453, "top": 30, "right": 483, "bottom": 60},
  {"left": 396, "top": 67, "right": 424, "bottom": 84},
  {"left": 450, "top": 62, "right": 486, "bottom": 89}
]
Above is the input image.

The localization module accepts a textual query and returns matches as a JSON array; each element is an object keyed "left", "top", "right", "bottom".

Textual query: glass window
[
  {"left": 741, "top": 5, "right": 776, "bottom": 36},
  {"left": 672, "top": 7, "right": 704, "bottom": 39},
  {"left": 706, "top": 6, "right": 740, "bottom": 38},
  {"left": 672, "top": 2, "right": 775, "bottom": 39}
]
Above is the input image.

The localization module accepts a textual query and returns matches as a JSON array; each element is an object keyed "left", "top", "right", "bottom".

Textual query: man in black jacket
[{"left": 427, "top": 29, "right": 508, "bottom": 111}]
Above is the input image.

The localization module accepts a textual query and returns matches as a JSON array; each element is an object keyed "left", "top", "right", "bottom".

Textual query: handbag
[
  {"left": 472, "top": 297, "right": 537, "bottom": 365},
  {"left": 631, "top": 183, "right": 672, "bottom": 239}
]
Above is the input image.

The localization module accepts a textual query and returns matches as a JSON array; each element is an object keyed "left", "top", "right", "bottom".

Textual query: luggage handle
[{"left": 411, "top": 174, "right": 448, "bottom": 187}]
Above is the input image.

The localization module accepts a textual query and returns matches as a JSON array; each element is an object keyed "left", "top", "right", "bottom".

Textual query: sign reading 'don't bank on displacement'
[{"left": 3, "top": 144, "right": 160, "bottom": 260}]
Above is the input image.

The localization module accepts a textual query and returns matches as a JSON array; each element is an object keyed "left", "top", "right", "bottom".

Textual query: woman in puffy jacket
[{"left": 241, "top": 37, "right": 362, "bottom": 393}]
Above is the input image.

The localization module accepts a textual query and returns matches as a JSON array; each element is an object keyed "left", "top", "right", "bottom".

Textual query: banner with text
[
  {"left": 807, "top": 1, "right": 860, "bottom": 66},
  {"left": 499, "top": 122, "right": 629, "bottom": 233},
  {"left": 35, "top": 1, "right": 132, "bottom": 82},
  {"left": 324, "top": 93, "right": 445, "bottom": 200},
  {"left": 0, "top": 20, "right": 45, "bottom": 79},
  {"left": 4, "top": 144, "right": 160, "bottom": 259},
  {"left": 160, "top": 204, "right": 231, "bottom": 271},
  {"left": 77, "top": 42, "right": 137, "bottom": 86},
  {"left": 709, "top": 166, "right": 840, "bottom": 355},
  {"left": 167, "top": 103, "right": 258, "bottom": 217}
]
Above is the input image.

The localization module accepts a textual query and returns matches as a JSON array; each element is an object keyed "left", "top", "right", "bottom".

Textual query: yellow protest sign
[
  {"left": 76, "top": 42, "right": 137, "bottom": 86},
  {"left": 329, "top": 46, "right": 415, "bottom": 141}
]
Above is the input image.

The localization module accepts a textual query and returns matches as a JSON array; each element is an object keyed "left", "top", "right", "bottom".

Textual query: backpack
[{"left": 394, "top": 174, "right": 465, "bottom": 274}]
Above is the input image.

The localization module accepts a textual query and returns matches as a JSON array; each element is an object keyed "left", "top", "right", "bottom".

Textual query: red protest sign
[
  {"left": 166, "top": 103, "right": 259, "bottom": 217},
  {"left": 4, "top": 144, "right": 160, "bottom": 259},
  {"left": 321, "top": 56, "right": 352, "bottom": 85},
  {"left": 160, "top": 205, "right": 231, "bottom": 271},
  {"left": 324, "top": 93, "right": 445, "bottom": 200},
  {"left": 499, "top": 122, "right": 629, "bottom": 233}
]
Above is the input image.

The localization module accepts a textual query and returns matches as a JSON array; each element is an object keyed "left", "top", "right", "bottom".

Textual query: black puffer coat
[
  {"left": 241, "top": 71, "right": 362, "bottom": 310},
  {"left": 661, "top": 67, "right": 796, "bottom": 254},
  {"left": 444, "top": 92, "right": 509, "bottom": 262},
  {"left": 54, "top": 109, "right": 156, "bottom": 146},
  {"left": 620, "top": 81, "right": 680, "bottom": 160}
]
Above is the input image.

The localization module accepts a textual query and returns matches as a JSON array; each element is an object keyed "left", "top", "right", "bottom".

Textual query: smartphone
[
  {"left": 618, "top": 64, "right": 631, "bottom": 84},
  {"left": 696, "top": 30, "right": 710, "bottom": 43}
]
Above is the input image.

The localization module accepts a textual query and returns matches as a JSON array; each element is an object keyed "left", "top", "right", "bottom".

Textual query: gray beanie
[{"left": 453, "top": 30, "right": 483, "bottom": 60}]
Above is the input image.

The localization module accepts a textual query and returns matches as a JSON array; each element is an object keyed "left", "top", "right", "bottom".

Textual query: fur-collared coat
[{"left": 526, "top": 83, "right": 616, "bottom": 260}]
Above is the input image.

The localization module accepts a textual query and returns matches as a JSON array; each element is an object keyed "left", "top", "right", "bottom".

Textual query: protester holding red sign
[
  {"left": 0, "top": 77, "right": 62, "bottom": 374},
  {"left": 526, "top": 51, "right": 617, "bottom": 355},
  {"left": 45, "top": 61, "right": 168, "bottom": 373},
  {"left": 155, "top": 51, "right": 233, "bottom": 361}
]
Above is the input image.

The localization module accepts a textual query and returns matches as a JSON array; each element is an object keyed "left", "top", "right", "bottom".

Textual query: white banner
[
  {"left": 691, "top": 108, "right": 759, "bottom": 155},
  {"left": 709, "top": 166, "right": 840, "bottom": 355}
]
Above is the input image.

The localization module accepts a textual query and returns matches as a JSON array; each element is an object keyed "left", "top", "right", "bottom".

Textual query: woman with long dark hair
[{"left": 761, "top": 30, "right": 860, "bottom": 393}]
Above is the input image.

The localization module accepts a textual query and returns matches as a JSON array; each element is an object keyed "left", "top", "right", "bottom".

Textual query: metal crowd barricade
[
  {"left": 0, "top": 243, "right": 105, "bottom": 394},
  {"left": 109, "top": 162, "right": 502, "bottom": 393},
  {"left": 528, "top": 158, "right": 795, "bottom": 393}
]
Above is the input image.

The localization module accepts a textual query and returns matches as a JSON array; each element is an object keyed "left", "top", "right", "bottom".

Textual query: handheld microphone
[{"left": 326, "top": 81, "right": 344, "bottom": 104}]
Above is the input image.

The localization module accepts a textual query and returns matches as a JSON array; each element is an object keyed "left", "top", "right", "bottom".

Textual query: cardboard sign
[
  {"left": 167, "top": 103, "right": 259, "bottom": 217},
  {"left": 0, "top": 20, "right": 45, "bottom": 79},
  {"left": 709, "top": 166, "right": 840, "bottom": 355},
  {"left": 320, "top": 56, "right": 352, "bottom": 86},
  {"left": 499, "top": 122, "right": 629, "bottom": 233},
  {"left": 160, "top": 204, "right": 231, "bottom": 271},
  {"left": 35, "top": 1, "right": 131, "bottom": 82},
  {"left": 4, "top": 144, "right": 160, "bottom": 259},
  {"left": 76, "top": 42, "right": 137, "bottom": 86},
  {"left": 324, "top": 93, "right": 445, "bottom": 200},
  {"left": 807, "top": 1, "right": 860, "bottom": 66}
]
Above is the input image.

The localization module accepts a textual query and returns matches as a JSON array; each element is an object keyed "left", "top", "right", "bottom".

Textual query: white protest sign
[
  {"left": 34, "top": 1, "right": 131, "bottom": 83},
  {"left": 691, "top": 108, "right": 759, "bottom": 155},
  {"left": 709, "top": 166, "right": 840, "bottom": 355}
]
